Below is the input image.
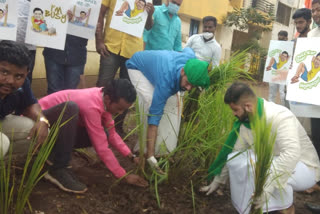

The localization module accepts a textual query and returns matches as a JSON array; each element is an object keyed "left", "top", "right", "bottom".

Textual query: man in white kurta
[
  {"left": 185, "top": 16, "right": 221, "bottom": 69},
  {"left": 201, "top": 82, "right": 320, "bottom": 214}
]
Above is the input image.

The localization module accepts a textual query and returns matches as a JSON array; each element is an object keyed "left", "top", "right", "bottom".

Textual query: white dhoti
[
  {"left": 227, "top": 151, "right": 317, "bottom": 213},
  {"left": 128, "top": 69, "right": 182, "bottom": 155}
]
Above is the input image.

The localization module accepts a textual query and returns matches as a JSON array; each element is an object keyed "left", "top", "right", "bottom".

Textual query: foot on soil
[
  {"left": 44, "top": 167, "right": 88, "bottom": 194},
  {"left": 305, "top": 184, "right": 320, "bottom": 194}
]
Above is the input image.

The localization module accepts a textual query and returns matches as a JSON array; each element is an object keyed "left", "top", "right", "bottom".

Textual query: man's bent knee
[{"left": 0, "top": 133, "right": 10, "bottom": 156}]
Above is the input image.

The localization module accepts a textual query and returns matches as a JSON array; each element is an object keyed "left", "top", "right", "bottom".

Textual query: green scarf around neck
[{"left": 207, "top": 97, "right": 264, "bottom": 182}]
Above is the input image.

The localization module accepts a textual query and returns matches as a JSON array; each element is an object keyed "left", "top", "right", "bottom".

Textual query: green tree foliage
[{"left": 223, "top": 7, "right": 275, "bottom": 32}]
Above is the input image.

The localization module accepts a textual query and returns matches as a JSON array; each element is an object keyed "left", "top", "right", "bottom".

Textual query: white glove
[
  {"left": 147, "top": 156, "right": 165, "bottom": 175},
  {"left": 199, "top": 178, "right": 220, "bottom": 195}
]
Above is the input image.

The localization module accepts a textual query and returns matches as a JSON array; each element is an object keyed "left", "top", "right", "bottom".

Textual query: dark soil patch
[
  {"left": 24, "top": 79, "right": 317, "bottom": 213},
  {"left": 25, "top": 134, "right": 318, "bottom": 214}
]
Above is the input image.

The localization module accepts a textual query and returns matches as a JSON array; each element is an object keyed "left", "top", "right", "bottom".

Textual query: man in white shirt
[
  {"left": 185, "top": 16, "right": 221, "bottom": 69},
  {"left": 201, "top": 82, "right": 320, "bottom": 214},
  {"left": 184, "top": 16, "right": 221, "bottom": 121},
  {"left": 17, "top": 0, "right": 37, "bottom": 83}
]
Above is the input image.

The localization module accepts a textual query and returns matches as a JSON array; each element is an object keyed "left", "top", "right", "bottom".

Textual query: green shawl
[{"left": 207, "top": 97, "right": 264, "bottom": 182}]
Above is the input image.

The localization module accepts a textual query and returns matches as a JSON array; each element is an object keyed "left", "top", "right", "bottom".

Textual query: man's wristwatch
[
  {"left": 130, "top": 154, "right": 137, "bottom": 162},
  {"left": 40, "top": 116, "right": 50, "bottom": 128}
]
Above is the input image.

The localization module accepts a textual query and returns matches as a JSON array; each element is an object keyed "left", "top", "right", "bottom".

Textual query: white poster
[
  {"left": 67, "top": 0, "right": 102, "bottom": 39},
  {"left": 263, "top": 40, "right": 294, "bottom": 85},
  {"left": 287, "top": 37, "right": 320, "bottom": 105},
  {"left": 0, "top": 0, "right": 18, "bottom": 41},
  {"left": 25, "top": 0, "right": 71, "bottom": 50},
  {"left": 289, "top": 101, "right": 320, "bottom": 118},
  {"left": 109, "top": 0, "right": 151, "bottom": 38}
]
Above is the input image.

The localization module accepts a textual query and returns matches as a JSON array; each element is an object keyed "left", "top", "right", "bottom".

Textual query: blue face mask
[{"left": 167, "top": 2, "right": 180, "bottom": 15}]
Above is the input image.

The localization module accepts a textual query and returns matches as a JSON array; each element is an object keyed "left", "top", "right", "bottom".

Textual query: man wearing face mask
[
  {"left": 186, "top": 16, "right": 221, "bottom": 69},
  {"left": 183, "top": 16, "right": 221, "bottom": 122},
  {"left": 143, "top": 0, "right": 183, "bottom": 51}
]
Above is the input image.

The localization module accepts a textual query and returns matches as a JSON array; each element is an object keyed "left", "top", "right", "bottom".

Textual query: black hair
[
  {"left": 203, "top": 16, "right": 217, "bottom": 27},
  {"left": 317, "top": 52, "right": 320, "bottom": 57},
  {"left": 292, "top": 8, "right": 312, "bottom": 21},
  {"left": 313, "top": 0, "right": 320, "bottom": 5},
  {"left": 224, "top": 82, "right": 256, "bottom": 104},
  {"left": 278, "top": 30, "right": 288, "bottom": 37},
  {"left": 282, "top": 51, "right": 289, "bottom": 56},
  {"left": 0, "top": 9, "right": 3, "bottom": 13},
  {"left": 33, "top": 7, "right": 43, "bottom": 14},
  {"left": 0, "top": 41, "right": 30, "bottom": 69},
  {"left": 102, "top": 79, "right": 136, "bottom": 104},
  {"left": 139, "top": 0, "right": 146, "bottom": 3},
  {"left": 80, "top": 11, "right": 86, "bottom": 15}
]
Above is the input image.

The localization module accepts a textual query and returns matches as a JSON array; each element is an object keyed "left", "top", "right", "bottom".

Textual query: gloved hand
[
  {"left": 147, "top": 156, "right": 165, "bottom": 175},
  {"left": 199, "top": 178, "right": 220, "bottom": 195}
]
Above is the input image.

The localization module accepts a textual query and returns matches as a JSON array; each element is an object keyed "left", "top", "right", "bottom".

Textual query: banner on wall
[
  {"left": 67, "top": 0, "right": 102, "bottom": 39},
  {"left": 109, "top": 0, "right": 151, "bottom": 38},
  {"left": 0, "top": 0, "right": 18, "bottom": 41},
  {"left": 286, "top": 37, "right": 320, "bottom": 106},
  {"left": 263, "top": 40, "right": 294, "bottom": 85},
  {"left": 25, "top": 0, "right": 72, "bottom": 50}
]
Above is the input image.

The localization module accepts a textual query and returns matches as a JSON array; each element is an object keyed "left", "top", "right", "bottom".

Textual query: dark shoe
[
  {"left": 305, "top": 203, "right": 320, "bottom": 214},
  {"left": 44, "top": 167, "right": 87, "bottom": 194}
]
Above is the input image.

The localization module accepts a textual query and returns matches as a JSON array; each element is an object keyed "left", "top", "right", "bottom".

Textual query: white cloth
[
  {"left": 185, "top": 34, "right": 221, "bottom": 68},
  {"left": 128, "top": 69, "right": 182, "bottom": 155},
  {"left": 17, "top": 0, "right": 36, "bottom": 50},
  {"left": 214, "top": 100, "right": 320, "bottom": 211},
  {"left": 268, "top": 83, "right": 285, "bottom": 105},
  {"left": 227, "top": 151, "right": 316, "bottom": 213},
  {"left": 308, "top": 27, "right": 320, "bottom": 38}
]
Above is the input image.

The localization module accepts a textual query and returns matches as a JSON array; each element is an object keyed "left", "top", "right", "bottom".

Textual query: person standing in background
[
  {"left": 95, "top": 0, "right": 154, "bottom": 136},
  {"left": 143, "top": 0, "right": 183, "bottom": 51},
  {"left": 17, "top": 0, "right": 37, "bottom": 84}
]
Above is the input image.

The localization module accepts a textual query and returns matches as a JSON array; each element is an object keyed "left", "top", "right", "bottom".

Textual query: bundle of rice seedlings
[
  {"left": 249, "top": 108, "right": 276, "bottom": 214},
  {"left": 0, "top": 104, "right": 68, "bottom": 214},
  {"left": 172, "top": 50, "right": 251, "bottom": 182}
]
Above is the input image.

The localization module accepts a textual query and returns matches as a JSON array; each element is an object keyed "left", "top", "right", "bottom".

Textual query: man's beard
[
  {"left": 299, "top": 25, "right": 309, "bottom": 35},
  {"left": 237, "top": 110, "right": 249, "bottom": 122}
]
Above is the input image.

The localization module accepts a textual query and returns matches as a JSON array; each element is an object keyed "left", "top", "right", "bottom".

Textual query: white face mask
[
  {"left": 202, "top": 32, "right": 213, "bottom": 40},
  {"left": 167, "top": 2, "right": 180, "bottom": 15}
]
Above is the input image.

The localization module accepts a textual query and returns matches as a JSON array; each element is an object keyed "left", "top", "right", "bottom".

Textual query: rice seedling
[
  {"left": 0, "top": 104, "right": 69, "bottom": 214},
  {"left": 135, "top": 97, "right": 147, "bottom": 176},
  {"left": 171, "top": 50, "right": 251, "bottom": 183},
  {"left": 249, "top": 107, "right": 276, "bottom": 214},
  {"left": 191, "top": 180, "right": 196, "bottom": 214},
  {"left": 131, "top": 50, "right": 252, "bottom": 210},
  {"left": 0, "top": 130, "right": 14, "bottom": 214}
]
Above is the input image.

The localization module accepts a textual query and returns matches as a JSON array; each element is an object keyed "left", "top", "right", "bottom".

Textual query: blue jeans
[{"left": 45, "top": 58, "right": 85, "bottom": 94}]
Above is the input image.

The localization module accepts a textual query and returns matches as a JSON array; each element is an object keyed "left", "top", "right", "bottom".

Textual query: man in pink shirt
[{"left": 39, "top": 79, "right": 148, "bottom": 194}]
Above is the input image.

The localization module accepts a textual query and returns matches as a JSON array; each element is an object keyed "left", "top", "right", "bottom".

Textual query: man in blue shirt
[
  {"left": 143, "top": 0, "right": 183, "bottom": 51},
  {"left": 126, "top": 47, "right": 210, "bottom": 171},
  {"left": 0, "top": 41, "right": 87, "bottom": 194}
]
